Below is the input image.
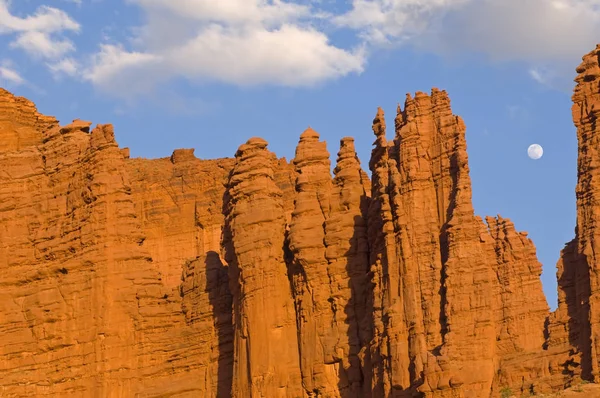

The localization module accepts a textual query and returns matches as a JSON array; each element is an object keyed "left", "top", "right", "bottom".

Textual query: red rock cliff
[
  {"left": 545, "top": 43, "right": 600, "bottom": 384},
  {"left": 1, "top": 44, "right": 600, "bottom": 398}
]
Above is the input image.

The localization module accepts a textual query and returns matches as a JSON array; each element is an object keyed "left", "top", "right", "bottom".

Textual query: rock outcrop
[{"left": 1, "top": 44, "right": 600, "bottom": 398}]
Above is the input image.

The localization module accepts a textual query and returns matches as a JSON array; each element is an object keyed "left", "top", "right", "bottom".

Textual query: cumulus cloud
[
  {"left": 134, "top": 0, "right": 311, "bottom": 27},
  {"left": 425, "top": 0, "right": 600, "bottom": 63},
  {"left": 84, "top": 0, "right": 597, "bottom": 95},
  {"left": 84, "top": 0, "right": 365, "bottom": 97},
  {"left": 0, "top": 0, "right": 79, "bottom": 60},
  {"left": 83, "top": 44, "right": 163, "bottom": 95},
  {"left": 10, "top": 31, "right": 75, "bottom": 59},
  {"left": 7, "top": 0, "right": 591, "bottom": 94},
  {"left": 48, "top": 57, "right": 80, "bottom": 78},
  {"left": 165, "top": 24, "right": 364, "bottom": 86},
  {"left": 335, "top": 0, "right": 600, "bottom": 60},
  {"left": 333, "top": 0, "right": 468, "bottom": 44},
  {"left": 0, "top": 62, "right": 25, "bottom": 85},
  {"left": 335, "top": 0, "right": 600, "bottom": 86},
  {"left": 0, "top": 1, "right": 79, "bottom": 33}
]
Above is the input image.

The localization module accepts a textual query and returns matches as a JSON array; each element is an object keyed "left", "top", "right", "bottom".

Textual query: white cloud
[
  {"left": 334, "top": 0, "right": 600, "bottom": 60},
  {"left": 529, "top": 68, "right": 548, "bottom": 85},
  {"left": 334, "top": 0, "right": 600, "bottom": 86},
  {"left": 133, "top": 0, "right": 310, "bottom": 27},
  {"left": 10, "top": 31, "right": 74, "bottom": 59},
  {"left": 84, "top": 0, "right": 596, "bottom": 96},
  {"left": 85, "top": 0, "right": 365, "bottom": 97},
  {"left": 0, "top": 0, "right": 595, "bottom": 95},
  {"left": 527, "top": 66, "right": 569, "bottom": 91},
  {"left": 166, "top": 24, "right": 365, "bottom": 86},
  {"left": 83, "top": 44, "right": 163, "bottom": 95},
  {"left": 425, "top": 0, "right": 600, "bottom": 63},
  {"left": 0, "top": 63, "right": 25, "bottom": 85},
  {"left": 0, "top": 1, "right": 79, "bottom": 61},
  {"left": 333, "top": 0, "right": 468, "bottom": 44},
  {"left": 48, "top": 57, "right": 79, "bottom": 78},
  {"left": 0, "top": 1, "right": 79, "bottom": 33}
]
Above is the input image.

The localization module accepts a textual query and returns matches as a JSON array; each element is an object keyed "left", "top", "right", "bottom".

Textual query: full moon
[{"left": 527, "top": 144, "right": 543, "bottom": 160}]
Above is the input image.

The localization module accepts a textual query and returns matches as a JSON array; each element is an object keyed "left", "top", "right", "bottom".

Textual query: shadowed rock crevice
[
  {"left": 206, "top": 251, "right": 234, "bottom": 398},
  {"left": 179, "top": 251, "right": 234, "bottom": 397},
  {"left": 554, "top": 238, "right": 593, "bottom": 380}
]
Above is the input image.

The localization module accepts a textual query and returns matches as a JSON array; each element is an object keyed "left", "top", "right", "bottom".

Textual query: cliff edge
[{"left": 1, "top": 45, "right": 600, "bottom": 398}]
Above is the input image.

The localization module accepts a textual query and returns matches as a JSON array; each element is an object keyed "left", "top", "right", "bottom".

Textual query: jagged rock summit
[{"left": 2, "top": 45, "right": 600, "bottom": 397}]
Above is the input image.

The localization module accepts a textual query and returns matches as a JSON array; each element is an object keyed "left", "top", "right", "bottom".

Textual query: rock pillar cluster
[
  {"left": 364, "top": 90, "right": 551, "bottom": 397},
  {"left": 1, "top": 44, "right": 600, "bottom": 397}
]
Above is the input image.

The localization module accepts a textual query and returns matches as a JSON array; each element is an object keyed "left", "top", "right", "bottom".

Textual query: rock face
[
  {"left": 552, "top": 43, "right": 600, "bottom": 382},
  {"left": 1, "top": 44, "right": 600, "bottom": 398}
]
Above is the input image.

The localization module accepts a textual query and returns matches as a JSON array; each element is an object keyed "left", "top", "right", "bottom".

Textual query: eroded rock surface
[{"left": 1, "top": 44, "right": 600, "bottom": 398}]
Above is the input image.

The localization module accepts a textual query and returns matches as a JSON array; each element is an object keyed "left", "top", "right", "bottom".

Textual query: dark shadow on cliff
[
  {"left": 216, "top": 184, "right": 238, "bottom": 397},
  {"left": 283, "top": 232, "right": 313, "bottom": 396},
  {"left": 205, "top": 250, "right": 234, "bottom": 397},
  {"left": 556, "top": 238, "right": 593, "bottom": 380},
  {"left": 364, "top": 147, "right": 392, "bottom": 397},
  {"left": 338, "top": 198, "right": 372, "bottom": 398},
  {"left": 437, "top": 146, "right": 460, "bottom": 349},
  {"left": 364, "top": 193, "right": 389, "bottom": 397}
]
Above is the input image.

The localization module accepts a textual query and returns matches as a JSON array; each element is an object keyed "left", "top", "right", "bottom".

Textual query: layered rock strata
[{"left": 1, "top": 44, "right": 600, "bottom": 398}]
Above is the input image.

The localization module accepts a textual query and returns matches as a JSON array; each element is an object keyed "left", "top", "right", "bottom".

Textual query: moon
[{"left": 527, "top": 144, "right": 543, "bottom": 160}]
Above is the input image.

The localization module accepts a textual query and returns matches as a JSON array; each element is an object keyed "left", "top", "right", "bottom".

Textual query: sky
[{"left": 1, "top": 0, "right": 599, "bottom": 309}]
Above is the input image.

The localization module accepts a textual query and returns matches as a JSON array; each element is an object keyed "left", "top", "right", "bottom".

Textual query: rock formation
[
  {"left": 1, "top": 44, "right": 600, "bottom": 397},
  {"left": 365, "top": 91, "right": 515, "bottom": 397},
  {"left": 224, "top": 137, "right": 303, "bottom": 397},
  {"left": 287, "top": 130, "right": 371, "bottom": 397},
  {"left": 548, "top": 43, "right": 600, "bottom": 382}
]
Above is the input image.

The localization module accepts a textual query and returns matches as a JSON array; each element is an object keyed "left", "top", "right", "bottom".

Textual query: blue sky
[{"left": 1, "top": 0, "right": 599, "bottom": 309}]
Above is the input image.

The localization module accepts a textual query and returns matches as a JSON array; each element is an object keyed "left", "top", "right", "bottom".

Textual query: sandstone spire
[
  {"left": 325, "top": 137, "right": 371, "bottom": 397},
  {"left": 288, "top": 128, "right": 336, "bottom": 396},
  {"left": 224, "top": 137, "right": 303, "bottom": 397}
]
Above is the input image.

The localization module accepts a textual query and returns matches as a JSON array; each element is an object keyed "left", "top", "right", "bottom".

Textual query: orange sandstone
[{"left": 0, "top": 45, "right": 600, "bottom": 398}]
